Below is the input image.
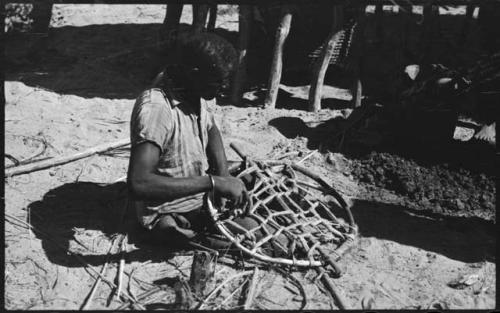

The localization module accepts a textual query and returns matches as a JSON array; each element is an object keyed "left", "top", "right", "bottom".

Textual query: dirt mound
[{"left": 351, "top": 152, "right": 495, "bottom": 221}]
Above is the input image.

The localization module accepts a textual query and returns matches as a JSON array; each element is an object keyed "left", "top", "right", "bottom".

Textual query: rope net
[{"left": 207, "top": 160, "right": 358, "bottom": 268}]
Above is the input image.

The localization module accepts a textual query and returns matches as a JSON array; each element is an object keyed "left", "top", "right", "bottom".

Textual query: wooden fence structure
[{"left": 14, "top": 1, "right": 500, "bottom": 111}]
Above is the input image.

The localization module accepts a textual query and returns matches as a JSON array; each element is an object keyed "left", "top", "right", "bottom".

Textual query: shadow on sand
[
  {"left": 28, "top": 181, "right": 494, "bottom": 269},
  {"left": 28, "top": 182, "right": 196, "bottom": 268},
  {"left": 5, "top": 23, "right": 240, "bottom": 100},
  {"left": 350, "top": 199, "right": 495, "bottom": 263}
]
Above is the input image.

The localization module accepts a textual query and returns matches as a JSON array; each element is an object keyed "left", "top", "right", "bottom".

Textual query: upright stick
[
  {"left": 308, "top": 5, "right": 344, "bottom": 112},
  {"left": 231, "top": 5, "right": 253, "bottom": 105},
  {"left": 192, "top": 4, "right": 210, "bottom": 33},
  {"left": 160, "top": 4, "right": 183, "bottom": 49},
  {"left": 207, "top": 4, "right": 218, "bottom": 31},
  {"left": 264, "top": 6, "right": 293, "bottom": 109}
]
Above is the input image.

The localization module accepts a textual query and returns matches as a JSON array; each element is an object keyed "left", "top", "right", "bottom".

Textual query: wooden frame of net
[{"left": 207, "top": 148, "right": 358, "bottom": 270}]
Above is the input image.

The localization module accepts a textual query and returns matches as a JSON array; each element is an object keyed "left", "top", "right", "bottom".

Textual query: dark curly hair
[{"left": 175, "top": 32, "right": 237, "bottom": 78}]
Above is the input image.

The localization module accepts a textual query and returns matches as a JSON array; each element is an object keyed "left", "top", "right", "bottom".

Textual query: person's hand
[{"left": 213, "top": 176, "right": 249, "bottom": 209}]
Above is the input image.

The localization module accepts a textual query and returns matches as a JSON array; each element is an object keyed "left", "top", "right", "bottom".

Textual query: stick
[
  {"left": 192, "top": 4, "right": 210, "bottom": 33},
  {"left": 5, "top": 137, "right": 48, "bottom": 169},
  {"left": 264, "top": 6, "right": 293, "bottom": 109},
  {"left": 197, "top": 270, "right": 253, "bottom": 309},
  {"left": 115, "top": 235, "right": 128, "bottom": 300},
  {"left": 231, "top": 5, "right": 252, "bottom": 105},
  {"left": 243, "top": 267, "right": 260, "bottom": 309},
  {"left": 5, "top": 138, "right": 130, "bottom": 177},
  {"left": 80, "top": 240, "right": 116, "bottom": 310},
  {"left": 4, "top": 213, "right": 139, "bottom": 305},
  {"left": 296, "top": 150, "right": 317, "bottom": 165},
  {"left": 113, "top": 175, "right": 127, "bottom": 183},
  {"left": 319, "top": 270, "right": 348, "bottom": 309},
  {"left": 217, "top": 277, "right": 249, "bottom": 309},
  {"left": 207, "top": 4, "right": 217, "bottom": 31},
  {"left": 308, "top": 5, "right": 344, "bottom": 112},
  {"left": 159, "top": 4, "right": 183, "bottom": 48}
]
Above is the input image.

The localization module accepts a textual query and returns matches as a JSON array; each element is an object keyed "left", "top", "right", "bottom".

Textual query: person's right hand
[{"left": 213, "top": 176, "right": 249, "bottom": 208}]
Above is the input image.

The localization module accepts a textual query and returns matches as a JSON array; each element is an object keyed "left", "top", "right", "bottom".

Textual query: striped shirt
[{"left": 130, "top": 87, "right": 217, "bottom": 229}]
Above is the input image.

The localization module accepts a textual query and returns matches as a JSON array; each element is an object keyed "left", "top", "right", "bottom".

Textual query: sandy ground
[{"left": 4, "top": 4, "right": 496, "bottom": 310}]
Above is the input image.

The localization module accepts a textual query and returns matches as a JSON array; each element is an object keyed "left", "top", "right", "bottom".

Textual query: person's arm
[
  {"left": 128, "top": 142, "right": 212, "bottom": 201},
  {"left": 128, "top": 141, "right": 247, "bottom": 204},
  {"left": 206, "top": 124, "right": 230, "bottom": 177}
]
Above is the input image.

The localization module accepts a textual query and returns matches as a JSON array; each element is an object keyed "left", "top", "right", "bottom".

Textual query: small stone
[
  {"left": 455, "top": 199, "right": 465, "bottom": 211},
  {"left": 326, "top": 153, "right": 335, "bottom": 165}
]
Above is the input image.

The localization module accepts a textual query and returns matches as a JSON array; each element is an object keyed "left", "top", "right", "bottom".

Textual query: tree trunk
[
  {"left": 308, "top": 5, "right": 344, "bottom": 112},
  {"left": 160, "top": 4, "right": 183, "bottom": 49},
  {"left": 264, "top": 6, "right": 293, "bottom": 109},
  {"left": 207, "top": 4, "right": 218, "bottom": 31},
  {"left": 231, "top": 5, "right": 252, "bottom": 105},
  {"left": 192, "top": 4, "right": 210, "bottom": 33}
]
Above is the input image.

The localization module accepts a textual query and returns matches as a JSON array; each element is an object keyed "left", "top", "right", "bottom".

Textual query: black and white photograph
[{"left": 3, "top": 0, "right": 497, "bottom": 310}]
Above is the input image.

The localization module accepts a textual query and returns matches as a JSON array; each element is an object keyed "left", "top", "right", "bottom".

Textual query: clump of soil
[{"left": 351, "top": 152, "right": 495, "bottom": 221}]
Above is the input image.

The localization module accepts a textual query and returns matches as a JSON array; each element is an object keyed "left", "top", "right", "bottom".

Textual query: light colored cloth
[{"left": 130, "top": 87, "right": 217, "bottom": 229}]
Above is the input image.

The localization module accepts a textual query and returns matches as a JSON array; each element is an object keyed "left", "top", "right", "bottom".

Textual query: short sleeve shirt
[{"left": 130, "top": 88, "right": 217, "bottom": 229}]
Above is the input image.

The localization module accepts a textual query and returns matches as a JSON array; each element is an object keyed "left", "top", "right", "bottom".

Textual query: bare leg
[{"left": 473, "top": 122, "right": 496, "bottom": 146}]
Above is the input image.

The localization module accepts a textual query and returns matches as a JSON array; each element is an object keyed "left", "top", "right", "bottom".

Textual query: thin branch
[
  {"left": 80, "top": 240, "right": 116, "bottom": 310},
  {"left": 218, "top": 277, "right": 249, "bottom": 309},
  {"left": 243, "top": 267, "right": 260, "bottom": 309},
  {"left": 197, "top": 270, "right": 253, "bottom": 309},
  {"left": 5, "top": 139, "right": 130, "bottom": 177}
]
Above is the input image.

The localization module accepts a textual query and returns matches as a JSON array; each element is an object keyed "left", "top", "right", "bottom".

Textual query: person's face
[{"left": 186, "top": 66, "right": 230, "bottom": 100}]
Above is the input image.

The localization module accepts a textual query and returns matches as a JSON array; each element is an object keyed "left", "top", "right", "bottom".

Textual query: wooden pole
[
  {"left": 207, "top": 4, "right": 218, "bottom": 31},
  {"left": 231, "top": 5, "right": 252, "bottom": 105},
  {"left": 420, "top": 4, "right": 439, "bottom": 64},
  {"left": 192, "top": 4, "right": 210, "bottom": 33},
  {"left": 351, "top": 78, "right": 363, "bottom": 108},
  {"left": 160, "top": 4, "right": 183, "bottom": 49},
  {"left": 398, "top": 4, "right": 412, "bottom": 65},
  {"left": 243, "top": 267, "right": 260, "bottom": 309},
  {"left": 5, "top": 139, "right": 130, "bottom": 177},
  {"left": 308, "top": 5, "right": 344, "bottom": 112},
  {"left": 458, "top": 5, "right": 475, "bottom": 49},
  {"left": 374, "top": 3, "right": 383, "bottom": 45},
  {"left": 30, "top": 1, "right": 53, "bottom": 34},
  {"left": 350, "top": 7, "right": 366, "bottom": 109},
  {"left": 319, "top": 270, "right": 348, "bottom": 309},
  {"left": 264, "top": 6, "right": 293, "bottom": 109}
]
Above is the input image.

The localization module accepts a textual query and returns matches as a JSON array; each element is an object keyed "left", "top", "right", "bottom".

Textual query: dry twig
[
  {"left": 5, "top": 138, "right": 130, "bottom": 177},
  {"left": 80, "top": 240, "right": 117, "bottom": 310},
  {"left": 197, "top": 270, "right": 253, "bottom": 309},
  {"left": 4, "top": 213, "right": 138, "bottom": 306},
  {"left": 297, "top": 150, "right": 317, "bottom": 164},
  {"left": 218, "top": 277, "right": 249, "bottom": 309},
  {"left": 115, "top": 235, "right": 128, "bottom": 301},
  {"left": 243, "top": 267, "right": 260, "bottom": 309}
]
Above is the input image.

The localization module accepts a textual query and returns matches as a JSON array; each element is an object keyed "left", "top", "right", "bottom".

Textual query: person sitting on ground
[{"left": 127, "top": 33, "right": 253, "bottom": 249}]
